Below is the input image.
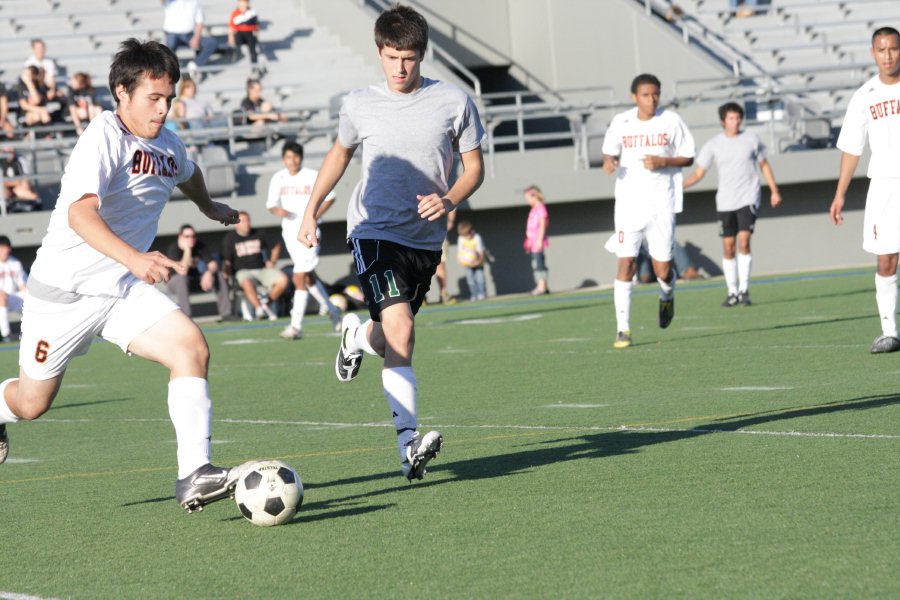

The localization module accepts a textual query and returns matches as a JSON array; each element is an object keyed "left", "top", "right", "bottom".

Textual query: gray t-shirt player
[
  {"left": 695, "top": 130, "right": 768, "bottom": 212},
  {"left": 338, "top": 77, "right": 485, "bottom": 251}
]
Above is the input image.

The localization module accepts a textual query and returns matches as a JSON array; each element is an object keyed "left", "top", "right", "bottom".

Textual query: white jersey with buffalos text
[
  {"left": 602, "top": 107, "right": 695, "bottom": 230},
  {"left": 29, "top": 111, "right": 194, "bottom": 297},
  {"left": 837, "top": 75, "right": 900, "bottom": 179},
  {"left": 0, "top": 256, "right": 26, "bottom": 296},
  {"left": 266, "top": 166, "right": 334, "bottom": 240}
]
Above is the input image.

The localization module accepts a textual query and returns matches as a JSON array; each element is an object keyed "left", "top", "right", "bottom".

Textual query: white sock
[
  {"left": 291, "top": 290, "right": 309, "bottom": 330},
  {"left": 875, "top": 273, "right": 898, "bottom": 337},
  {"left": 308, "top": 280, "right": 335, "bottom": 315},
  {"left": 737, "top": 253, "right": 752, "bottom": 293},
  {"left": 167, "top": 377, "right": 212, "bottom": 479},
  {"left": 382, "top": 367, "right": 417, "bottom": 457},
  {"left": 0, "top": 307, "right": 9, "bottom": 338},
  {"left": 722, "top": 257, "right": 738, "bottom": 295},
  {"left": 658, "top": 270, "right": 675, "bottom": 301},
  {"left": 614, "top": 279, "right": 632, "bottom": 332},
  {"left": 354, "top": 319, "right": 378, "bottom": 356},
  {"left": 0, "top": 378, "right": 20, "bottom": 423}
]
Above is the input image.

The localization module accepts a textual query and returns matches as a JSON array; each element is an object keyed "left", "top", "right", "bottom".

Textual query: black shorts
[
  {"left": 717, "top": 205, "right": 757, "bottom": 238},
  {"left": 348, "top": 238, "right": 441, "bottom": 322}
]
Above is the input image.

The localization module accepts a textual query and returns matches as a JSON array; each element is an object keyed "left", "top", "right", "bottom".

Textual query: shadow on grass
[{"left": 51, "top": 397, "right": 132, "bottom": 411}]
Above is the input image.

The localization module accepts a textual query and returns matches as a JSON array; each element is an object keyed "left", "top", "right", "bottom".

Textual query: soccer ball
[{"left": 234, "top": 460, "right": 303, "bottom": 527}]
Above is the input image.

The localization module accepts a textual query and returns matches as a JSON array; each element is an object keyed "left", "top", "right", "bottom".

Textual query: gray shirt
[
  {"left": 695, "top": 130, "right": 767, "bottom": 212},
  {"left": 338, "top": 77, "right": 485, "bottom": 251}
]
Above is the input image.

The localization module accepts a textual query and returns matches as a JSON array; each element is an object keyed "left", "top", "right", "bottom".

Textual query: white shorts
[
  {"left": 862, "top": 179, "right": 900, "bottom": 255},
  {"left": 604, "top": 212, "right": 676, "bottom": 260},
  {"left": 282, "top": 229, "right": 322, "bottom": 273},
  {"left": 19, "top": 280, "right": 179, "bottom": 380}
]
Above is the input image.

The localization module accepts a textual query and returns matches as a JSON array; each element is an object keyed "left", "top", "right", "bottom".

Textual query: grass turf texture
[{"left": 0, "top": 268, "right": 897, "bottom": 599}]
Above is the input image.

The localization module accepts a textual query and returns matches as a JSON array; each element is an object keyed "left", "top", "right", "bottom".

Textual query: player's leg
[
  {"left": 606, "top": 229, "right": 643, "bottom": 348},
  {"left": 862, "top": 180, "right": 900, "bottom": 353},
  {"left": 306, "top": 272, "right": 342, "bottom": 331},
  {"left": 0, "top": 291, "right": 11, "bottom": 340},
  {"left": 282, "top": 270, "right": 307, "bottom": 339},
  {"left": 735, "top": 206, "right": 757, "bottom": 305},
  {"left": 718, "top": 211, "right": 739, "bottom": 306},
  {"left": 647, "top": 213, "right": 676, "bottom": 329},
  {"left": 0, "top": 372, "right": 64, "bottom": 464}
]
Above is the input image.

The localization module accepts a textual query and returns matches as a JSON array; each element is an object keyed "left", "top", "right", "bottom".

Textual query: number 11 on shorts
[{"left": 369, "top": 270, "right": 400, "bottom": 303}]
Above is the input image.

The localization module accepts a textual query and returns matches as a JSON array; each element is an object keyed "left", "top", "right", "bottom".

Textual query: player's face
[
  {"left": 0, "top": 245, "right": 10, "bottom": 261},
  {"left": 116, "top": 74, "right": 174, "bottom": 139},
  {"left": 722, "top": 111, "right": 742, "bottom": 136},
  {"left": 871, "top": 33, "right": 900, "bottom": 81},
  {"left": 282, "top": 150, "right": 301, "bottom": 175},
  {"left": 378, "top": 46, "right": 422, "bottom": 94},
  {"left": 631, "top": 83, "right": 660, "bottom": 120}
]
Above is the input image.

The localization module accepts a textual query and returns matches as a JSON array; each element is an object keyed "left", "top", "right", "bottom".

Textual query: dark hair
[
  {"left": 108, "top": 39, "right": 180, "bottom": 105},
  {"left": 374, "top": 4, "right": 429, "bottom": 56},
  {"left": 282, "top": 141, "right": 304, "bottom": 159},
  {"left": 630, "top": 73, "right": 661, "bottom": 94},
  {"left": 246, "top": 78, "right": 261, "bottom": 91},
  {"left": 179, "top": 224, "right": 195, "bottom": 235},
  {"left": 0, "top": 235, "right": 10, "bottom": 247},
  {"left": 718, "top": 102, "right": 744, "bottom": 121},
  {"left": 872, "top": 26, "right": 900, "bottom": 46},
  {"left": 457, "top": 220, "right": 473, "bottom": 235}
]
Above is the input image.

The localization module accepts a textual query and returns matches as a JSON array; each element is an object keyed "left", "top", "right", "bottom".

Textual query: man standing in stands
[
  {"left": 830, "top": 26, "right": 900, "bottom": 354},
  {"left": 161, "top": 0, "right": 217, "bottom": 80}
]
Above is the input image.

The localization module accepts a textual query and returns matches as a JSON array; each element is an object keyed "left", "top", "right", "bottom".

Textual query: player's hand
[
  {"left": 128, "top": 251, "right": 185, "bottom": 284},
  {"left": 642, "top": 155, "right": 667, "bottom": 170},
  {"left": 417, "top": 193, "right": 452, "bottom": 222},
  {"left": 829, "top": 196, "right": 844, "bottom": 225},
  {"left": 770, "top": 190, "right": 783, "bottom": 208},
  {"left": 204, "top": 201, "right": 240, "bottom": 226},
  {"left": 602, "top": 156, "right": 618, "bottom": 174},
  {"left": 298, "top": 216, "right": 319, "bottom": 248}
]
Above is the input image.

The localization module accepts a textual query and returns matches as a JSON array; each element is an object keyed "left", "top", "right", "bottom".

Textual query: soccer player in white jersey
[
  {"left": 602, "top": 73, "right": 695, "bottom": 349},
  {"left": 298, "top": 5, "right": 485, "bottom": 481},
  {"left": 830, "top": 26, "right": 900, "bottom": 354},
  {"left": 0, "top": 236, "right": 27, "bottom": 343},
  {"left": 0, "top": 39, "right": 243, "bottom": 514},
  {"left": 266, "top": 140, "right": 342, "bottom": 340},
  {"left": 684, "top": 102, "right": 782, "bottom": 307}
]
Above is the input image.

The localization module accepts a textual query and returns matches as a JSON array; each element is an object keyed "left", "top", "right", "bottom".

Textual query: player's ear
[{"left": 115, "top": 84, "right": 128, "bottom": 104}]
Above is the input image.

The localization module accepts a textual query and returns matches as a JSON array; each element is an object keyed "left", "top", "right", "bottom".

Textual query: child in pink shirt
[{"left": 523, "top": 185, "right": 549, "bottom": 295}]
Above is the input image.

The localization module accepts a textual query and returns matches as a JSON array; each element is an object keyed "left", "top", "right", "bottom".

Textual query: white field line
[
  {"left": 0, "top": 593, "right": 62, "bottom": 600},
  {"left": 37, "top": 417, "right": 900, "bottom": 440}
]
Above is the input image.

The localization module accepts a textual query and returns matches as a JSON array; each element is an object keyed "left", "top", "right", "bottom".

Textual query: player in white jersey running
[
  {"left": 266, "top": 140, "right": 342, "bottom": 340},
  {"left": 602, "top": 73, "right": 695, "bottom": 349},
  {"left": 684, "top": 101, "right": 782, "bottom": 307},
  {"left": 0, "top": 39, "right": 243, "bottom": 514},
  {"left": 298, "top": 5, "right": 484, "bottom": 481},
  {"left": 830, "top": 26, "right": 900, "bottom": 354},
  {"left": 0, "top": 235, "right": 27, "bottom": 343}
]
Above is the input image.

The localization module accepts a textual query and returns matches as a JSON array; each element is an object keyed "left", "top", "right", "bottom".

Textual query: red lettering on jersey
[
  {"left": 131, "top": 150, "right": 143, "bottom": 174},
  {"left": 129, "top": 150, "right": 179, "bottom": 178}
]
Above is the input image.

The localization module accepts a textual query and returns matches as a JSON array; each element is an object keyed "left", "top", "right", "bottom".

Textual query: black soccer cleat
[
  {"left": 722, "top": 294, "right": 739, "bottom": 307},
  {"left": 0, "top": 423, "right": 8, "bottom": 464},
  {"left": 870, "top": 335, "right": 900, "bottom": 354},
  {"left": 738, "top": 291, "right": 752, "bottom": 306},
  {"left": 658, "top": 297, "right": 674, "bottom": 329},
  {"left": 175, "top": 463, "right": 239, "bottom": 513}
]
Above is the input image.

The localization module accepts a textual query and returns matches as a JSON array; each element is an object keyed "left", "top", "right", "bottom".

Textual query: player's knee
[{"left": 15, "top": 392, "right": 54, "bottom": 421}]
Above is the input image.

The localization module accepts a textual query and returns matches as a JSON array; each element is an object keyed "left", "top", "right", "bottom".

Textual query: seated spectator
[
  {"left": 66, "top": 72, "right": 103, "bottom": 135},
  {"left": 24, "top": 39, "right": 59, "bottom": 98},
  {"left": 2, "top": 148, "right": 41, "bottom": 212},
  {"left": 170, "top": 78, "right": 213, "bottom": 130},
  {"left": 240, "top": 78, "right": 287, "bottom": 126},
  {"left": 165, "top": 224, "right": 233, "bottom": 320},
  {"left": 14, "top": 66, "right": 52, "bottom": 128},
  {"left": 221, "top": 211, "right": 288, "bottom": 321},
  {"left": 162, "top": 0, "right": 218, "bottom": 80},
  {"left": 0, "top": 85, "right": 13, "bottom": 137},
  {"left": 228, "top": 0, "right": 265, "bottom": 77}
]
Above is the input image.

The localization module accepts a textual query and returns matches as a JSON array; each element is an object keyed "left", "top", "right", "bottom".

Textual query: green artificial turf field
[{"left": 1, "top": 269, "right": 897, "bottom": 599}]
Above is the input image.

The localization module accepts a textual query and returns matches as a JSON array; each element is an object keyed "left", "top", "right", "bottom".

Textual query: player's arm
[
  {"left": 829, "top": 152, "right": 861, "bottom": 225},
  {"left": 601, "top": 154, "right": 619, "bottom": 174},
  {"left": 177, "top": 162, "right": 240, "bottom": 226},
  {"left": 68, "top": 194, "right": 184, "bottom": 284},
  {"left": 267, "top": 241, "right": 282, "bottom": 269},
  {"left": 418, "top": 146, "right": 484, "bottom": 222},
  {"left": 314, "top": 196, "right": 335, "bottom": 220},
  {"left": 299, "top": 141, "right": 356, "bottom": 247},
  {"left": 758, "top": 159, "right": 782, "bottom": 208},
  {"left": 643, "top": 155, "right": 694, "bottom": 170},
  {"left": 682, "top": 166, "right": 707, "bottom": 189}
]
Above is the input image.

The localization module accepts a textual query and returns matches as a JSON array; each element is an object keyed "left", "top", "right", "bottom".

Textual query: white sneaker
[
  {"left": 279, "top": 325, "right": 302, "bottom": 340},
  {"left": 401, "top": 431, "right": 443, "bottom": 481},
  {"left": 335, "top": 313, "right": 362, "bottom": 382}
]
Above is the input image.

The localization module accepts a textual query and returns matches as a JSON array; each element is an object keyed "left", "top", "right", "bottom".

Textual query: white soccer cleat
[
  {"left": 335, "top": 313, "right": 363, "bottom": 382},
  {"left": 401, "top": 431, "right": 444, "bottom": 481},
  {"left": 175, "top": 463, "right": 240, "bottom": 513},
  {"left": 279, "top": 325, "right": 302, "bottom": 340}
]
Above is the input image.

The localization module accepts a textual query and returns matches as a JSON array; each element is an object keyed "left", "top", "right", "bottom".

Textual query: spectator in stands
[
  {"left": 165, "top": 224, "right": 232, "bottom": 320},
  {"left": 161, "top": 0, "right": 217, "bottom": 80},
  {"left": 683, "top": 101, "right": 781, "bottom": 306},
  {"left": 432, "top": 209, "right": 456, "bottom": 304},
  {"left": 0, "top": 235, "right": 26, "bottom": 343},
  {"left": 730, "top": 0, "right": 770, "bottom": 18},
  {"left": 601, "top": 73, "right": 695, "bottom": 350},
  {"left": 221, "top": 211, "right": 288, "bottom": 321},
  {"left": 171, "top": 78, "right": 213, "bottom": 130},
  {"left": 830, "top": 26, "right": 900, "bottom": 355},
  {"left": 228, "top": 0, "right": 264, "bottom": 77},
  {"left": 14, "top": 66, "right": 52, "bottom": 128},
  {"left": 2, "top": 148, "right": 41, "bottom": 212},
  {"left": 240, "top": 78, "right": 287, "bottom": 126},
  {"left": 24, "top": 39, "right": 58, "bottom": 98},
  {"left": 0, "top": 85, "right": 13, "bottom": 137},
  {"left": 456, "top": 220, "right": 487, "bottom": 301},
  {"left": 523, "top": 184, "right": 549, "bottom": 295},
  {"left": 66, "top": 72, "right": 103, "bottom": 136},
  {"left": 636, "top": 240, "right": 703, "bottom": 283}
]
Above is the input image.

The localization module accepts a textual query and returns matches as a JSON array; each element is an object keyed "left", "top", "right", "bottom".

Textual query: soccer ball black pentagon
[{"left": 234, "top": 460, "right": 303, "bottom": 526}]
